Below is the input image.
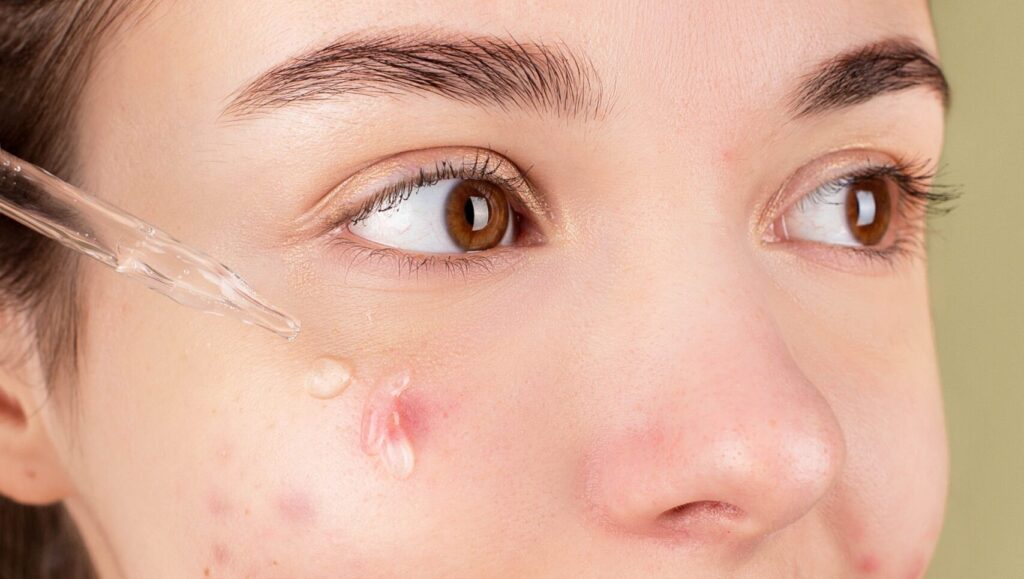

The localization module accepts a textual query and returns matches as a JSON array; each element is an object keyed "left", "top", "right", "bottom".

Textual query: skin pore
[{"left": 0, "top": 1, "right": 949, "bottom": 577}]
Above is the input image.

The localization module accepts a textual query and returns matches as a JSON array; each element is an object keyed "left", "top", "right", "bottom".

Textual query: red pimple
[
  {"left": 212, "top": 543, "right": 231, "bottom": 565},
  {"left": 857, "top": 555, "right": 881, "bottom": 574},
  {"left": 396, "top": 381, "right": 459, "bottom": 444},
  {"left": 275, "top": 489, "right": 315, "bottom": 524},
  {"left": 206, "top": 491, "right": 233, "bottom": 518},
  {"left": 395, "top": 387, "right": 429, "bottom": 442}
]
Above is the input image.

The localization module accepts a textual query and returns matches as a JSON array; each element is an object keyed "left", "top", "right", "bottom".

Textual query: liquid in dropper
[{"left": 0, "top": 148, "right": 299, "bottom": 340}]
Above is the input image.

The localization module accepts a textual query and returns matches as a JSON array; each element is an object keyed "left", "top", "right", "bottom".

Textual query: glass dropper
[{"left": 0, "top": 148, "right": 300, "bottom": 340}]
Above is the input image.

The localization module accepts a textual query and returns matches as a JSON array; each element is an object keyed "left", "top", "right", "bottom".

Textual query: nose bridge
[{"left": 573, "top": 220, "right": 846, "bottom": 545}]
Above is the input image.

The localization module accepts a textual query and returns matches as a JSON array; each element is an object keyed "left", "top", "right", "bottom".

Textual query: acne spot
[
  {"left": 275, "top": 489, "right": 315, "bottom": 524},
  {"left": 857, "top": 555, "right": 881, "bottom": 574},
  {"left": 206, "top": 491, "right": 233, "bottom": 518},
  {"left": 212, "top": 543, "right": 231, "bottom": 566},
  {"left": 306, "top": 356, "right": 354, "bottom": 400},
  {"left": 360, "top": 370, "right": 416, "bottom": 479},
  {"left": 24, "top": 469, "right": 36, "bottom": 480}
]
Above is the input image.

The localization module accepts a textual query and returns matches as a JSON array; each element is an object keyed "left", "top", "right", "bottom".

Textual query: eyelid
[
  {"left": 293, "top": 147, "right": 552, "bottom": 242},
  {"left": 758, "top": 148, "right": 935, "bottom": 240}
]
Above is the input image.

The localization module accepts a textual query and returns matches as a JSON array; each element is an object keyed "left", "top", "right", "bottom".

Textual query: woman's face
[{"left": 35, "top": 0, "right": 948, "bottom": 576}]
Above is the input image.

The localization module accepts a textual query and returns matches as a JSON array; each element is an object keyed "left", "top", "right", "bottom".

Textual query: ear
[{"left": 0, "top": 311, "right": 74, "bottom": 506}]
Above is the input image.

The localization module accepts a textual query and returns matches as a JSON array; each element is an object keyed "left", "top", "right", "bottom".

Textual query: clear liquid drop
[
  {"left": 360, "top": 371, "right": 415, "bottom": 480},
  {"left": 305, "top": 357, "right": 354, "bottom": 400}
]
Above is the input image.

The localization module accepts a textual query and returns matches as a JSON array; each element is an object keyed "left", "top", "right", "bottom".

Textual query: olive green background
[{"left": 928, "top": 1, "right": 1024, "bottom": 577}]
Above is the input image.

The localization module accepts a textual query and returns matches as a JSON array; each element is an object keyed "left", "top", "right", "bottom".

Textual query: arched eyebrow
[
  {"left": 221, "top": 33, "right": 949, "bottom": 122},
  {"left": 221, "top": 32, "right": 607, "bottom": 121},
  {"left": 792, "top": 37, "right": 950, "bottom": 117}
]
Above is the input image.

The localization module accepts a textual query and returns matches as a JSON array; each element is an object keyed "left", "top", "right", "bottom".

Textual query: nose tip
[{"left": 584, "top": 405, "right": 845, "bottom": 545}]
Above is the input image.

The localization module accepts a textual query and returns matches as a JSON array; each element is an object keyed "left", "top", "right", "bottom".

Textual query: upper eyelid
[
  {"left": 291, "top": 147, "right": 550, "bottom": 243},
  {"left": 348, "top": 152, "right": 538, "bottom": 226},
  {"left": 761, "top": 150, "right": 939, "bottom": 229}
]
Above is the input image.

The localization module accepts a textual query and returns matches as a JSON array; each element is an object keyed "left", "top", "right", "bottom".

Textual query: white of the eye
[
  {"left": 781, "top": 182, "right": 861, "bottom": 247},
  {"left": 349, "top": 178, "right": 514, "bottom": 253},
  {"left": 855, "top": 189, "right": 876, "bottom": 226},
  {"left": 469, "top": 196, "right": 489, "bottom": 231}
]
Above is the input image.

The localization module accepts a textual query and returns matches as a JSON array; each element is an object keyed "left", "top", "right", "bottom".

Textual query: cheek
[
  {"left": 827, "top": 366, "right": 948, "bottom": 577},
  {"left": 180, "top": 360, "right": 468, "bottom": 577}
]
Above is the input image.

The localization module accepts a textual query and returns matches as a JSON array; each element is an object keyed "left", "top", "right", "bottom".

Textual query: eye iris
[
  {"left": 445, "top": 179, "right": 510, "bottom": 251},
  {"left": 844, "top": 177, "right": 892, "bottom": 246}
]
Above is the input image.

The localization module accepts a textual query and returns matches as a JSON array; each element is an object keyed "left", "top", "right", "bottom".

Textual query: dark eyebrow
[
  {"left": 792, "top": 38, "right": 950, "bottom": 117},
  {"left": 222, "top": 32, "right": 606, "bottom": 121}
]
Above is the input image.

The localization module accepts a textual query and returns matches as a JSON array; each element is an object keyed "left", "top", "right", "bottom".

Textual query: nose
[{"left": 580, "top": 258, "right": 845, "bottom": 546}]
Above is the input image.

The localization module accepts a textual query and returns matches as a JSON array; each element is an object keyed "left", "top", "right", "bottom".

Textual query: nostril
[{"left": 656, "top": 500, "right": 746, "bottom": 531}]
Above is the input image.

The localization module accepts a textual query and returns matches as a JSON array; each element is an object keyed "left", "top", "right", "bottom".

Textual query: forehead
[{"left": 95, "top": 0, "right": 936, "bottom": 120}]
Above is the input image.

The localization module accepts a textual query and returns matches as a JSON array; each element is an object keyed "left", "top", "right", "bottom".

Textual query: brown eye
[
  {"left": 843, "top": 177, "right": 893, "bottom": 246},
  {"left": 444, "top": 179, "right": 512, "bottom": 251}
]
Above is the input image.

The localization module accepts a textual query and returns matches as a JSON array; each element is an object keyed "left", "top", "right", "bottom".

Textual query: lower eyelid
[
  {"left": 767, "top": 234, "right": 926, "bottom": 276},
  {"left": 323, "top": 232, "right": 531, "bottom": 284}
]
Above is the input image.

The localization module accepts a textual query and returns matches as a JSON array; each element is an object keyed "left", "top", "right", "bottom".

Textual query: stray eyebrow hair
[
  {"left": 793, "top": 37, "right": 951, "bottom": 117},
  {"left": 223, "top": 32, "right": 606, "bottom": 121}
]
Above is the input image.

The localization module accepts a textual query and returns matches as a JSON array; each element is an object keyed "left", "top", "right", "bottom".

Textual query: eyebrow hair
[
  {"left": 792, "top": 38, "right": 950, "bottom": 117},
  {"left": 223, "top": 32, "right": 606, "bottom": 121}
]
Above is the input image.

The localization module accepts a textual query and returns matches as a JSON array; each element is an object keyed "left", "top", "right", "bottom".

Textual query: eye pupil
[
  {"left": 445, "top": 180, "right": 511, "bottom": 251},
  {"left": 844, "top": 177, "right": 892, "bottom": 246}
]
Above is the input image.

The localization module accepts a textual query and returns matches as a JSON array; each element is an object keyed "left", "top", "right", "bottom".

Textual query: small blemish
[
  {"left": 212, "top": 543, "right": 231, "bottom": 565},
  {"left": 275, "top": 489, "right": 315, "bottom": 524},
  {"left": 206, "top": 491, "right": 233, "bottom": 518},
  {"left": 857, "top": 554, "right": 881, "bottom": 574}
]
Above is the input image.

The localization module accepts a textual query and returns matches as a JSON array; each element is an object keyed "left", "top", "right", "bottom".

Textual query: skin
[{"left": 0, "top": 1, "right": 949, "bottom": 577}]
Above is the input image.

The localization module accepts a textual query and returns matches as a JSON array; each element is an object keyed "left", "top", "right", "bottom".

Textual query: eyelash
[
  {"left": 328, "top": 150, "right": 535, "bottom": 281},
  {"left": 792, "top": 158, "right": 960, "bottom": 269},
  {"left": 327, "top": 153, "right": 960, "bottom": 281}
]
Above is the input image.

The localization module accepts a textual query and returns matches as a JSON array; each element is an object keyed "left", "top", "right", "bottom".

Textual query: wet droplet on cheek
[
  {"left": 305, "top": 357, "right": 354, "bottom": 399},
  {"left": 360, "top": 370, "right": 416, "bottom": 480}
]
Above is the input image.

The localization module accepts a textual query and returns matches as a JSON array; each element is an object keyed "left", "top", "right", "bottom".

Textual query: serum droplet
[
  {"left": 305, "top": 357, "right": 354, "bottom": 400},
  {"left": 360, "top": 370, "right": 415, "bottom": 479}
]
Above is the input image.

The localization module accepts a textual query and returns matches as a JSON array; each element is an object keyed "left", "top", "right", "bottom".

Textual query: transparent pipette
[{"left": 0, "top": 148, "right": 300, "bottom": 340}]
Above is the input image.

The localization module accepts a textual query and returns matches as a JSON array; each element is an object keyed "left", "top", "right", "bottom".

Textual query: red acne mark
[
  {"left": 206, "top": 491, "right": 233, "bottom": 518},
  {"left": 857, "top": 555, "right": 881, "bottom": 574},
  {"left": 275, "top": 490, "right": 315, "bottom": 524},
  {"left": 395, "top": 388, "right": 430, "bottom": 442},
  {"left": 397, "top": 382, "right": 460, "bottom": 444},
  {"left": 212, "top": 543, "right": 231, "bottom": 566},
  {"left": 24, "top": 469, "right": 36, "bottom": 480}
]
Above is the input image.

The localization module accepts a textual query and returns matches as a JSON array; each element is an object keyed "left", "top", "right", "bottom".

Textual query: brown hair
[{"left": 0, "top": 1, "right": 139, "bottom": 577}]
